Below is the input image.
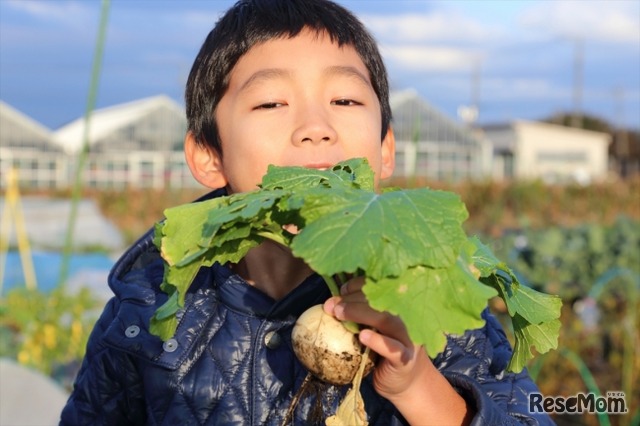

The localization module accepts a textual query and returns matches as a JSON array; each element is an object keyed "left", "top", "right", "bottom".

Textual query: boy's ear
[
  {"left": 380, "top": 126, "right": 396, "bottom": 180},
  {"left": 184, "top": 132, "right": 228, "bottom": 189}
]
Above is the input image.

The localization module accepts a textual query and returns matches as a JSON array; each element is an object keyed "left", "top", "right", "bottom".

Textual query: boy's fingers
[
  {"left": 323, "top": 297, "right": 339, "bottom": 314},
  {"left": 328, "top": 279, "right": 414, "bottom": 348},
  {"left": 359, "top": 329, "right": 414, "bottom": 366},
  {"left": 335, "top": 301, "right": 413, "bottom": 348},
  {"left": 339, "top": 291, "right": 368, "bottom": 304},
  {"left": 340, "top": 277, "right": 365, "bottom": 295}
]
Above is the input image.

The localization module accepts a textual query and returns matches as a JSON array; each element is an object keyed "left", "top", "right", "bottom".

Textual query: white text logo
[{"left": 529, "top": 392, "right": 628, "bottom": 415}]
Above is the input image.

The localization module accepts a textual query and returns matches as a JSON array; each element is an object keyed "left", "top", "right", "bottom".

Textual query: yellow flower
[
  {"left": 43, "top": 324, "right": 57, "bottom": 350},
  {"left": 17, "top": 350, "right": 30, "bottom": 364}
]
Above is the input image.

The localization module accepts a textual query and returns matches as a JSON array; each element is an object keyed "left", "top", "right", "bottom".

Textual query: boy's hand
[
  {"left": 323, "top": 277, "right": 473, "bottom": 426},
  {"left": 323, "top": 277, "right": 424, "bottom": 397}
]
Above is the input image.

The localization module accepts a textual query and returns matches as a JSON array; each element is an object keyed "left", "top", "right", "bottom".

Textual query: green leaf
[
  {"left": 197, "top": 190, "right": 289, "bottom": 252},
  {"left": 363, "top": 261, "right": 497, "bottom": 356},
  {"left": 148, "top": 252, "right": 207, "bottom": 339},
  {"left": 467, "top": 237, "right": 562, "bottom": 325},
  {"left": 484, "top": 274, "right": 562, "bottom": 325},
  {"left": 166, "top": 259, "right": 205, "bottom": 304},
  {"left": 150, "top": 157, "right": 561, "bottom": 375},
  {"left": 261, "top": 159, "right": 370, "bottom": 191},
  {"left": 463, "top": 236, "right": 505, "bottom": 278},
  {"left": 150, "top": 312, "right": 179, "bottom": 342},
  {"left": 509, "top": 315, "right": 561, "bottom": 373},
  {"left": 159, "top": 197, "right": 223, "bottom": 266},
  {"left": 463, "top": 236, "right": 562, "bottom": 370},
  {"left": 336, "top": 157, "right": 376, "bottom": 191},
  {"left": 152, "top": 283, "right": 179, "bottom": 320},
  {"left": 291, "top": 187, "right": 468, "bottom": 280}
]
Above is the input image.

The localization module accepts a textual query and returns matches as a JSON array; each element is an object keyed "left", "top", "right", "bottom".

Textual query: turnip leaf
[
  {"left": 510, "top": 315, "right": 561, "bottom": 372},
  {"left": 159, "top": 198, "right": 219, "bottom": 266},
  {"left": 363, "top": 261, "right": 497, "bottom": 355},
  {"left": 466, "top": 237, "right": 561, "bottom": 323},
  {"left": 261, "top": 158, "right": 374, "bottom": 191},
  {"left": 291, "top": 187, "right": 468, "bottom": 280},
  {"left": 483, "top": 273, "right": 562, "bottom": 326},
  {"left": 150, "top": 158, "right": 561, "bottom": 373}
]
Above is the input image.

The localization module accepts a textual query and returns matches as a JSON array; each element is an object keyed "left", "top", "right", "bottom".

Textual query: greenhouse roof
[
  {"left": 0, "top": 99, "right": 54, "bottom": 142},
  {"left": 52, "top": 95, "right": 184, "bottom": 154},
  {"left": 390, "top": 89, "right": 479, "bottom": 145}
]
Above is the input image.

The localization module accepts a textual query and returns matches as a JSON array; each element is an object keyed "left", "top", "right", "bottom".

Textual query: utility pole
[
  {"left": 471, "top": 58, "right": 481, "bottom": 125},
  {"left": 458, "top": 58, "right": 481, "bottom": 127},
  {"left": 571, "top": 38, "right": 584, "bottom": 128},
  {"left": 613, "top": 88, "right": 629, "bottom": 176}
]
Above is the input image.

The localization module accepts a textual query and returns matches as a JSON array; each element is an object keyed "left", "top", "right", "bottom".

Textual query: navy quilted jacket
[{"left": 60, "top": 193, "right": 553, "bottom": 426}]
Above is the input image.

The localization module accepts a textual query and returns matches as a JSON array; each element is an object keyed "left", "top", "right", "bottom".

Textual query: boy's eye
[
  {"left": 254, "top": 102, "right": 284, "bottom": 110},
  {"left": 331, "top": 99, "right": 361, "bottom": 106}
]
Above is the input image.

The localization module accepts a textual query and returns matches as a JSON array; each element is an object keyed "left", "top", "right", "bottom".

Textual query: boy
[{"left": 60, "top": 1, "right": 552, "bottom": 425}]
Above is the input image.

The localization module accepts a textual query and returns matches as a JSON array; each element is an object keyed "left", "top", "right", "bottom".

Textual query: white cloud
[
  {"left": 0, "top": 1, "right": 98, "bottom": 48},
  {"left": 360, "top": 11, "right": 502, "bottom": 44},
  {"left": 482, "top": 77, "right": 567, "bottom": 101},
  {"left": 5, "top": 0, "right": 94, "bottom": 26},
  {"left": 381, "top": 44, "right": 480, "bottom": 73},
  {"left": 519, "top": 0, "right": 640, "bottom": 44},
  {"left": 416, "top": 76, "right": 564, "bottom": 102},
  {"left": 181, "top": 9, "right": 227, "bottom": 31}
]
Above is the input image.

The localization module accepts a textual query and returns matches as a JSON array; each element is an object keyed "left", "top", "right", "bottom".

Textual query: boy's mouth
[{"left": 303, "top": 162, "right": 334, "bottom": 170}]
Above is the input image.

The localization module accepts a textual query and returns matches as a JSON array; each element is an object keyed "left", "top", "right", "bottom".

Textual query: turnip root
[{"left": 292, "top": 304, "right": 374, "bottom": 386}]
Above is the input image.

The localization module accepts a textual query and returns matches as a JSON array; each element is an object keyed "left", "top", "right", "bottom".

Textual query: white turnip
[{"left": 291, "top": 304, "right": 374, "bottom": 386}]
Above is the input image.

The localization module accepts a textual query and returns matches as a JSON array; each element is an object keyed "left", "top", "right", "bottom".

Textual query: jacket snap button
[
  {"left": 264, "top": 331, "right": 282, "bottom": 349},
  {"left": 125, "top": 325, "right": 140, "bottom": 338},
  {"left": 163, "top": 338, "right": 178, "bottom": 353}
]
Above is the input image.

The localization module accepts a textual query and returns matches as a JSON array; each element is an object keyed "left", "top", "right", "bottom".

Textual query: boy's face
[{"left": 193, "top": 28, "right": 395, "bottom": 194}]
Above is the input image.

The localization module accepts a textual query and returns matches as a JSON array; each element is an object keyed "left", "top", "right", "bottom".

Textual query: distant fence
[{"left": 0, "top": 148, "right": 199, "bottom": 190}]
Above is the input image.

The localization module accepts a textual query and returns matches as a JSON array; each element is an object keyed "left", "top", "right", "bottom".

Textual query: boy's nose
[{"left": 292, "top": 108, "right": 337, "bottom": 146}]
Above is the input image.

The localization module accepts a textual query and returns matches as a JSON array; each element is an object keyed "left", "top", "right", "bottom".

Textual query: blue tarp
[{"left": 2, "top": 251, "right": 115, "bottom": 295}]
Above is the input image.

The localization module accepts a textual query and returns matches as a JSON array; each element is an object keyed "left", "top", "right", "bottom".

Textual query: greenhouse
[
  {"left": 0, "top": 101, "right": 66, "bottom": 189},
  {"left": 53, "top": 95, "right": 194, "bottom": 189},
  {"left": 390, "top": 89, "right": 491, "bottom": 181},
  {"left": 1, "top": 96, "right": 195, "bottom": 189}
]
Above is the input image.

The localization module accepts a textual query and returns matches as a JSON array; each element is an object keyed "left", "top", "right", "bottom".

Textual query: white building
[
  {"left": 53, "top": 95, "right": 195, "bottom": 189},
  {"left": 390, "top": 90, "right": 491, "bottom": 181},
  {"left": 1, "top": 96, "right": 197, "bottom": 190},
  {"left": 483, "top": 120, "right": 611, "bottom": 183},
  {"left": 0, "top": 101, "right": 66, "bottom": 188}
]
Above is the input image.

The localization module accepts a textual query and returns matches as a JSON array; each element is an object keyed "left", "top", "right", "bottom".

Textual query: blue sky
[{"left": 1, "top": 0, "right": 638, "bottom": 130}]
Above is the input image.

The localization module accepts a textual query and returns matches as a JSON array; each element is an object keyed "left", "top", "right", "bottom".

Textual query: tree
[{"left": 542, "top": 112, "right": 612, "bottom": 133}]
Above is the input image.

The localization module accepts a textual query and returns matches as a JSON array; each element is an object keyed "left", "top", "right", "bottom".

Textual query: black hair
[{"left": 185, "top": 0, "right": 391, "bottom": 154}]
